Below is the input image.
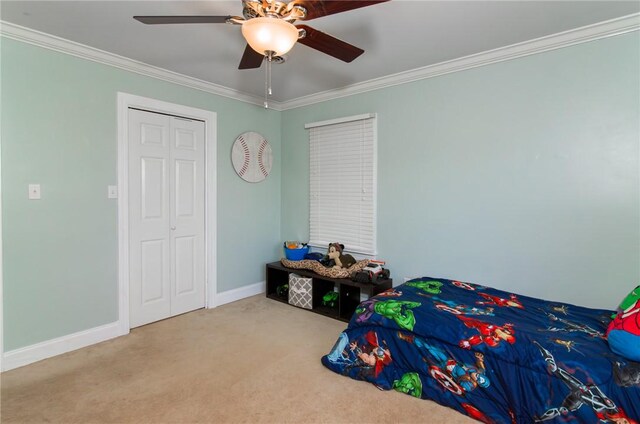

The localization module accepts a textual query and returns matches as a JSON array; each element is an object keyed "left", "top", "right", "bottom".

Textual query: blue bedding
[{"left": 321, "top": 277, "right": 640, "bottom": 423}]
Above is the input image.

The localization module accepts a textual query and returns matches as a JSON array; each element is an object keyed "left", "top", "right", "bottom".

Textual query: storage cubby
[
  {"left": 266, "top": 265, "right": 290, "bottom": 301},
  {"left": 339, "top": 284, "right": 361, "bottom": 321},
  {"left": 266, "top": 262, "right": 392, "bottom": 322}
]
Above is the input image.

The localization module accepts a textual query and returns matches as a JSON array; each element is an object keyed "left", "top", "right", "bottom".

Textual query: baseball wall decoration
[{"left": 231, "top": 132, "right": 273, "bottom": 183}]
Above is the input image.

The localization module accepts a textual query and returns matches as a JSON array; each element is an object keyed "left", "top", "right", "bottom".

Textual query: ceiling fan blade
[
  {"left": 296, "top": 25, "right": 364, "bottom": 63},
  {"left": 239, "top": 44, "right": 265, "bottom": 69},
  {"left": 133, "top": 16, "right": 230, "bottom": 25},
  {"left": 293, "top": 0, "right": 389, "bottom": 21}
]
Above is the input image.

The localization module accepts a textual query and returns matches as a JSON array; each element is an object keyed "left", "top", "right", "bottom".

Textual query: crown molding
[
  {"left": 279, "top": 13, "right": 640, "bottom": 110},
  {"left": 0, "top": 20, "right": 284, "bottom": 110},
  {"left": 1, "top": 13, "right": 638, "bottom": 112}
]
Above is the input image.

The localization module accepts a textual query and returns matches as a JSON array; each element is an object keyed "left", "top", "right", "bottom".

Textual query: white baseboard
[
  {"left": 1, "top": 282, "right": 264, "bottom": 372},
  {"left": 2, "top": 321, "right": 125, "bottom": 372},
  {"left": 213, "top": 281, "right": 265, "bottom": 307}
]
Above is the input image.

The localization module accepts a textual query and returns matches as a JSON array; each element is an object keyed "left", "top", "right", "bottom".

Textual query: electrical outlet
[
  {"left": 107, "top": 185, "right": 118, "bottom": 199},
  {"left": 28, "top": 184, "right": 41, "bottom": 200}
]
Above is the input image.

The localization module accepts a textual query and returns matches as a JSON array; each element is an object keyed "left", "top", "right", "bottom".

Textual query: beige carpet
[{"left": 1, "top": 295, "right": 473, "bottom": 423}]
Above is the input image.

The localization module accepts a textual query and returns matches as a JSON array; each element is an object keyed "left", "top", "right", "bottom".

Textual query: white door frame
[
  {"left": 117, "top": 92, "right": 217, "bottom": 335},
  {"left": 0, "top": 137, "right": 4, "bottom": 370}
]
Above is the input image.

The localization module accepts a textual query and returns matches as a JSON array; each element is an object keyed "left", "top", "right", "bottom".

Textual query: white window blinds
[{"left": 307, "top": 114, "right": 377, "bottom": 255}]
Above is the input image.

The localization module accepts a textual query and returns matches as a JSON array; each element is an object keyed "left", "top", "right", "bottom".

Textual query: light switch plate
[
  {"left": 107, "top": 185, "right": 118, "bottom": 199},
  {"left": 28, "top": 184, "right": 41, "bottom": 200}
]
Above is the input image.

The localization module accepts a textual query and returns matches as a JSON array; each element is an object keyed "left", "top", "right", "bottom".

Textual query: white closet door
[
  {"left": 128, "top": 109, "right": 205, "bottom": 328},
  {"left": 129, "top": 109, "right": 172, "bottom": 327},
  {"left": 169, "top": 117, "right": 205, "bottom": 316}
]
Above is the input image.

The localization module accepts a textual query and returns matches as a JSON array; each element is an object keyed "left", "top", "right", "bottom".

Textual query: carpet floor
[{"left": 1, "top": 295, "right": 473, "bottom": 423}]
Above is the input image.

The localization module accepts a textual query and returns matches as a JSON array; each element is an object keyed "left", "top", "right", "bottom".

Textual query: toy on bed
[
  {"left": 607, "top": 285, "right": 640, "bottom": 362},
  {"left": 321, "top": 276, "right": 640, "bottom": 423}
]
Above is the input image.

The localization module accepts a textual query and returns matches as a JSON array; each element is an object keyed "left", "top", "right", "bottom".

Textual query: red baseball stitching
[
  {"left": 258, "top": 140, "right": 268, "bottom": 177},
  {"left": 238, "top": 138, "right": 250, "bottom": 176}
]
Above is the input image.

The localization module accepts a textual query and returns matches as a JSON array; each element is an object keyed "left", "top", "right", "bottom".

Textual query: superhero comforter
[{"left": 321, "top": 277, "right": 640, "bottom": 423}]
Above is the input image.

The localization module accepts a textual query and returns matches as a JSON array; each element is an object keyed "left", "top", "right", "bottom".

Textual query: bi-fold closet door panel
[{"left": 128, "top": 108, "right": 205, "bottom": 328}]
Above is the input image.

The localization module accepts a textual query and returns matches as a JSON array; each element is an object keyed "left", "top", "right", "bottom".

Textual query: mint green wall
[
  {"left": 2, "top": 30, "right": 639, "bottom": 352},
  {"left": 281, "top": 33, "right": 640, "bottom": 309},
  {"left": 1, "top": 38, "right": 281, "bottom": 351}
]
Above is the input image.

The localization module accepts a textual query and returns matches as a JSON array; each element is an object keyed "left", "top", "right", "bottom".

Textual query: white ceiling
[{"left": 1, "top": 1, "right": 639, "bottom": 102}]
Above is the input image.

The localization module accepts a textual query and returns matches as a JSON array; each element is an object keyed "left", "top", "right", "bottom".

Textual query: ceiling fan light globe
[{"left": 241, "top": 17, "right": 298, "bottom": 56}]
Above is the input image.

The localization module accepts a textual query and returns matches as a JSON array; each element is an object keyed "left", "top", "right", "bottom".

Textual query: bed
[{"left": 321, "top": 276, "right": 640, "bottom": 423}]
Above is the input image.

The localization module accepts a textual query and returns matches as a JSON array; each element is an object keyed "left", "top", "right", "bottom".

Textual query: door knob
[{"left": 171, "top": 226, "right": 176, "bottom": 230}]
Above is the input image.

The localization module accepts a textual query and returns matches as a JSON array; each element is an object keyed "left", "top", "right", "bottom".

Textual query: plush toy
[
  {"left": 606, "top": 285, "right": 640, "bottom": 361},
  {"left": 326, "top": 243, "right": 356, "bottom": 269}
]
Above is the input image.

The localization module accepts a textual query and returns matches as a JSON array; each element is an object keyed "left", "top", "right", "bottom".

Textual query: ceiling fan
[{"left": 134, "top": 0, "right": 389, "bottom": 70}]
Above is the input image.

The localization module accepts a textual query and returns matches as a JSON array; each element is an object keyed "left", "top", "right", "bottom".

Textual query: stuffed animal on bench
[{"left": 326, "top": 243, "right": 356, "bottom": 269}]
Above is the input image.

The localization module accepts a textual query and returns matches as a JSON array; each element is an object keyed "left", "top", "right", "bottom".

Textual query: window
[{"left": 306, "top": 114, "right": 377, "bottom": 255}]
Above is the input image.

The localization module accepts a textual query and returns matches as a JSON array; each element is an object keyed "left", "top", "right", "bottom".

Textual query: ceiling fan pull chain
[
  {"left": 268, "top": 55, "right": 273, "bottom": 96},
  {"left": 264, "top": 55, "right": 269, "bottom": 108},
  {"left": 264, "top": 51, "right": 274, "bottom": 109}
]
